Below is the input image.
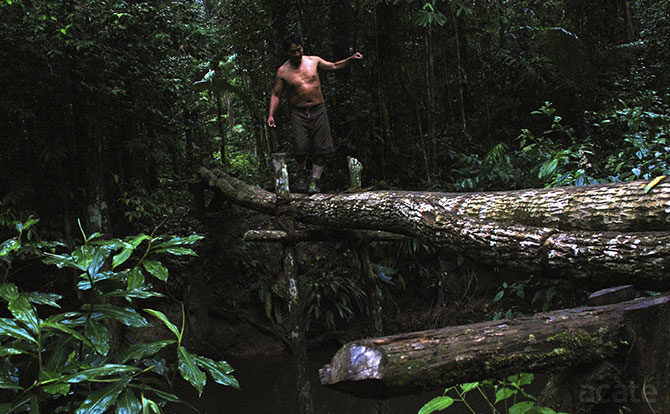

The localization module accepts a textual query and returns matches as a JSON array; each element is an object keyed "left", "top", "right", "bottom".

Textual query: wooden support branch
[
  {"left": 319, "top": 295, "right": 670, "bottom": 399},
  {"left": 243, "top": 229, "right": 406, "bottom": 242}
]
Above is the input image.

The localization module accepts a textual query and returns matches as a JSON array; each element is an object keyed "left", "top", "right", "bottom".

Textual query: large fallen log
[
  {"left": 199, "top": 167, "right": 670, "bottom": 232},
  {"left": 318, "top": 295, "right": 670, "bottom": 401},
  {"left": 200, "top": 167, "right": 670, "bottom": 285}
]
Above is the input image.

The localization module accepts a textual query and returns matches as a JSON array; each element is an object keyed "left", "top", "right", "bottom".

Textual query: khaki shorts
[{"left": 290, "top": 102, "right": 335, "bottom": 155}]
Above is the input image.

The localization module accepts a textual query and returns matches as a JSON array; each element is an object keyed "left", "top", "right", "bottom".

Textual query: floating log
[
  {"left": 318, "top": 295, "right": 670, "bottom": 400},
  {"left": 200, "top": 167, "right": 670, "bottom": 286}
]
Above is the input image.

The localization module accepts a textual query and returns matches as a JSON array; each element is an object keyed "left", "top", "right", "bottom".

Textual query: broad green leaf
[
  {"left": 113, "top": 244, "right": 134, "bottom": 269},
  {"left": 41, "top": 321, "right": 93, "bottom": 347},
  {"left": 152, "top": 247, "right": 197, "bottom": 256},
  {"left": 539, "top": 158, "right": 559, "bottom": 180},
  {"left": 152, "top": 235, "right": 203, "bottom": 250},
  {"left": 0, "top": 347, "right": 26, "bottom": 356},
  {"left": 101, "top": 289, "right": 164, "bottom": 300},
  {"left": 127, "top": 266, "right": 145, "bottom": 290},
  {"left": 509, "top": 401, "right": 535, "bottom": 414},
  {"left": 75, "top": 380, "right": 127, "bottom": 414},
  {"left": 0, "top": 318, "right": 37, "bottom": 343},
  {"left": 65, "top": 365, "right": 138, "bottom": 383},
  {"left": 42, "top": 381, "right": 70, "bottom": 396},
  {"left": 141, "top": 395, "right": 161, "bottom": 414},
  {"left": 22, "top": 217, "right": 40, "bottom": 231},
  {"left": 495, "top": 387, "right": 518, "bottom": 403},
  {"left": 144, "top": 387, "right": 181, "bottom": 402},
  {"left": 177, "top": 346, "right": 206, "bottom": 396},
  {"left": 86, "top": 319, "right": 110, "bottom": 356},
  {"left": 518, "top": 372, "right": 534, "bottom": 386},
  {"left": 25, "top": 292, "right": 62, "bottom": 308},
  {"left": 120, "top": 340, "right": 176, "bottom": 363},
  {"left": 418, "top": 396, "right": 454, "bottom": 414},
  {"left": 144, "top": 309, "right": 180, "bottom": 339},
  {"left": 88, "top": 248, "right": 110, "bottom": 278},
  {"left": 39, "top": 369, "right": 71, "bottom": 396},
  {"left": 460, "top": 382, "right": 478, "bottom": 394},
  {"left": 127, "top": 234, "right": 150, "bottom": 248},
  {"left": 0, "top": 283, "right": 19, "bottom": 301},
  {"left": 195, "top": 356, "right": 239, "bottom": 389},
  {"left": 0, "top": 238, "right": 20, "bottom": 257},
  {"left": 8, "top": 295, "right": 40, "bottom": 334},
  {"left": 142, "top": 260, "right": 168, "bottom": 281},
  {"left": 83, "top": 304, "right": 149, "bottom": 327},
  {"left": 116, "top": 389, "right": 142, "bottom": 414},
  {"left": 78, "top": 271, "right": 114, "bottom": 290}
]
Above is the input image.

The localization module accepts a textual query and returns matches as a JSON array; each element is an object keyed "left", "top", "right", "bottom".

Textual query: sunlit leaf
[
  {"left": 144, "top": 309, "right": 180, "bottom": 339},
  {"left": 151, "top": 247, "right": 198, "bottom": 256},
  {"left": 120, "top": 340, "right": 176, "bottom": 363},
  {"left": 83, "top": 304, "right": 149, "bottom": 327},
  {"left": 75, "top": 380, "right": 127, "bottom": 414},
  {"left": 142, "top": 260, "right": 168, "bottom": 281},
  {"left": 508, "top": 401, "right": 535, "bottom": 414},
  {"left": 113, "top": 244, "right": 135, "bottom": 269},
  {"left": 8, "top": 295, "right": 40, "bottom": 334},
  {"left": 418, "top": 396, "right": 454, "bottom": 414},
  {"left": 460, "top": 382, "right": 478, "bottom": 393},
  {"left": 116, "top": 389, "right": 142, "bottom": 414},
  {"left": 41, "top": 321, "right": 94, "bottom": 347},
  {"left": 0, "top": 347, "right": 26, "bottom": 357},
  {"left": 495, "top": 387, "right": 518, "bottom": 403},
  {"left": 195, "top": 355, "right": 239, "bottom": 389},
  {"left": 25, "top": 292, "right": 62, "bottom": 308},
  {"left": 0, "top": 318, "right": 37, "bottom": 343},
  {"left": 127, "top": 234, "right": 151, "bottom": 248},
  {"left": 127, "top": 266, "right": 145, "bottom": 290},
  {"left": 0, "top": 238, "right": 20, "bottom": 257},
  {"left": 177, "top": 346, "right": 206, "bottom": 396},
  {"left": 86, "top": 319, "right": 110, "bottom": 356},
  {"left": 65, "top": 365, "right": 138, "bottom": 383}
]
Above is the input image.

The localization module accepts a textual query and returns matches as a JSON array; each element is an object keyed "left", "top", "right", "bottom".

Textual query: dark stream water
[{"left": 168, "top": 346, "right": 445, "bottom": 414}]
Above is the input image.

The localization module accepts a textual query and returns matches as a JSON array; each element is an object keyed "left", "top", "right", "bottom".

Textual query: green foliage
[
  {"left": 491, "top": 276, "right": 576, "bottom": 321},
  {"left": 0, "top": 219, "right": 237, "bottom": 413},
  {"left": 419, "top": 374, "right": 566, "bottom": 414}
]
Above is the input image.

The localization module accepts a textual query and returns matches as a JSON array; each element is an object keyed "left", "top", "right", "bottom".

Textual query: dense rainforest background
[{"left": 1, "top": 0, "right": 670, "bottom": 413}]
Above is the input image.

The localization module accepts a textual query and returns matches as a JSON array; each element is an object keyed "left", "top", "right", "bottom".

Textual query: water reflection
[{"left": 169, "top": 346, "right": 438, "bottom": 414}]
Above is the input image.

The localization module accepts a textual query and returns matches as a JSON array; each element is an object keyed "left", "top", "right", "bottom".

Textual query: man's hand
[
  {"left": 267, "top": 116, "right": 276, "bottom": 127},
  {"left": 351, "top": 52, "right": 363, "bottom": 61}
]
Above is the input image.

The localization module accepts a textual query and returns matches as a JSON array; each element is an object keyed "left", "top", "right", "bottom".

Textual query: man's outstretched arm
[
  {"left": 267, "top": 73, "right": 284, "bottom": 127},
  {"left": 317, "top": 52, "right": 363, "bottom": 71}
]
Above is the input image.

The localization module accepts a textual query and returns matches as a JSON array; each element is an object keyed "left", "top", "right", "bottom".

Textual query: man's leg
[
  {"left": 290, "top": 107, "right": 311, "bottom": 193},
  {"left": 308, "top": 105, "right": 335, "bottom": 194}
]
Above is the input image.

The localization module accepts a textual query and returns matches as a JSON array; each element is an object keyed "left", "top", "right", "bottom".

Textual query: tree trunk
[
  {"left": 319, "top": 295, "right": 670, "bottom": 401},
  {"left": 200, "top": 167, "right": 670, "bottom": 286}
]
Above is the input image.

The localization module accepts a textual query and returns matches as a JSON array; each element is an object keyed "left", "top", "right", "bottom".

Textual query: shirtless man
[{"left": 267, "top": 33, "right": 363, "bottom": 194}]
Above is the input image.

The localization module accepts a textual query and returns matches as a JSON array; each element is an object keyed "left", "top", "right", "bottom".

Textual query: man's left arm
[{"left": 317, "top": 52, "right": 363, "bottom": 71}]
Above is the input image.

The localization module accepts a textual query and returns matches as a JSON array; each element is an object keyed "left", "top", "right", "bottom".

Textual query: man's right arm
[{"left": 267, "top": 72, "right": 284, "bottom": 127}]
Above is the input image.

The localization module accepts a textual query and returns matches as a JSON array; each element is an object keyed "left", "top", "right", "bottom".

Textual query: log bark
[
  {"left": 200, "top": 167, "right": 670, "bottom": 232},
  {"left": 243, "top": 229, "right": 405, "bottom": 242},
  {"left": 318, "top": 295, "right": 670, "bottom": 399},
  {"left": 200, "top": 168, "right": 670, "bottom": 285}
]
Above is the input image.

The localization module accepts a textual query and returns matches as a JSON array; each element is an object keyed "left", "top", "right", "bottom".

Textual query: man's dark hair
[{"left": 282, "top": 33, "right": 302, "bottom": 51}]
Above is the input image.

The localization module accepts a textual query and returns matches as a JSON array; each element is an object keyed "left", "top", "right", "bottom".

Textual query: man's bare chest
[{"left": 283, "top": 61, "right": 319, "bottom": 88}]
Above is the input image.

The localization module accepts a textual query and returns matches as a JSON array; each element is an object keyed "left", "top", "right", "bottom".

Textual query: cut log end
[{"left": 320, "top": 343, "right": 384, "bottom": 382}]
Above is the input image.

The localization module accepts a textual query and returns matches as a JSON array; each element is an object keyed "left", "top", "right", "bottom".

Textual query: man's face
[{"left": 287, "top": 43, "right": 303, "bottom": 63}]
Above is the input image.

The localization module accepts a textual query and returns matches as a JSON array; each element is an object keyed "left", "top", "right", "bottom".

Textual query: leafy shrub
[{"left": 0, "top": 219, "right": 238, "bottom": 413}]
